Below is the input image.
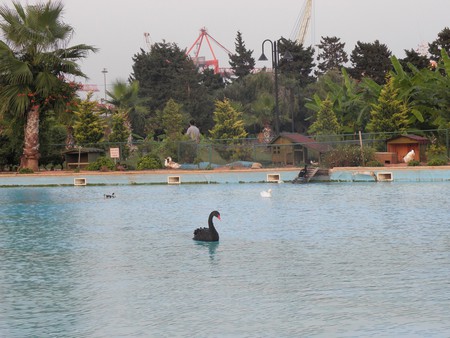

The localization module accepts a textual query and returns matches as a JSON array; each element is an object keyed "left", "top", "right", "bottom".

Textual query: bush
[
  {"left": 427, "top": 158, "right": 448, "bottom": 166},
  {"left": 365, "top": 160, "right": 383, "bottom": 167},
  {"left": 85, "top": 157, "right": 116, "bottom": 171},
  {"left": 323, "top": 144, "right": 377, "bottom": 167},
  {"left": 407, "top": 160, "right": 421, "bottom": 166},
  {"left": 137, "top": 154, "right": 163, "bottom": 170},
  {"left": 18, "top": 167, "right": 34, "bottom": 174}
]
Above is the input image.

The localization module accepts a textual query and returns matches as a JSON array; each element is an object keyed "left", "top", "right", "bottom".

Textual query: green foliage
[
  {"left": 366, "top": 76, "right": 409, "bottom": 136},
  {"left": 427, "top": 158, "right": 448, "bottom": 166},
  {"left": 349, "top": 40, "right": 392, "bottom": 84},
  {"left": 18, "top": 167, "right": 34, "bottom": 174},
  {"left": 109, "top": 111, "right": 129, "bottom": 143},
  {"left": 0, "top": 1, "right": 96, "bottom": 170},
  {"left": 85, "top": 157, "right": 115, "bottom": 171},
  {"left": 228, "top": 31, "right": 255, "bottom": 80},
  {"left": 161, "top": 99, "right": 184, "bottom": 140},
  {"left": 427, "top": 143, "right": 447, "bottom": 158},
  {"left": 209, "top": 99, "right": 248, "bottom": 140},
  {"left": 130, "top": 41, "right": 213, "bottom": 133},
  {"left": 365, "top": 160, "right": 383, "bottom": 167},
  {"left": 308, "top": 95, "right": 341, "bottom": 136},
  {"left": 278, "top": 39, "right": 316, "bottom": 87},
  {"left": 137, "top": 154, "right": 163, "bottom": 170},
  {"left": 73, "top": 94, "right": 105, "bottom": 145},
  {"left": 323, "top": 144, "right": 376, "bottom": 168},
  {"left": 316, "top": 36, "right": 349, "bottom": 75},
  {"left": 407, "top": 160, "right": 421, "bottom": 166},
  {"left": 428, "top": 27, "right": 450, "bottom": 62}
]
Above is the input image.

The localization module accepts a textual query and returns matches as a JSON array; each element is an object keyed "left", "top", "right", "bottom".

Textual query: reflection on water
[{"left": 1, "top": 182, "right": 450, "bottom": 337}]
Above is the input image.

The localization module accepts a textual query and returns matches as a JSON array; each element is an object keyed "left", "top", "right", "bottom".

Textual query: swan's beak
[{"left": 217, "top": 215, "right": 221, "bottom": 220}]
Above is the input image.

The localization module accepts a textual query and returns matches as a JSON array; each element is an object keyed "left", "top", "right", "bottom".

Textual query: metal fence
[{"left": 51, "top": 129, "right": 448, "bottom": 169}]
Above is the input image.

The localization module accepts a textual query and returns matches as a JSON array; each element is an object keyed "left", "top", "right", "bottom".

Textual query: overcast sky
[{"left": 11, "top": 0, "right": 450, "bottom": 99}]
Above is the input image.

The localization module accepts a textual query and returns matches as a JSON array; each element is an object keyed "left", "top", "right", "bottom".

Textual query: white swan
[
  {"left": 260, "top": 189, "right": 272, "bottom": 198},
  {"left": 403, "top": 150, "right": 415, "bottom": 163},
  {"left": 164, "top": 157, "right": 181, "bottom": 169}
]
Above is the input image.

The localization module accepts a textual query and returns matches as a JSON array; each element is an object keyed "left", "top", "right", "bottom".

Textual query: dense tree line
[{"left": 1, "top": 1, "right": 450, "bottom": 170}]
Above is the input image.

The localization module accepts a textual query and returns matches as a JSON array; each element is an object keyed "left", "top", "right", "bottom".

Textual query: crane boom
[{"left": 292, "top": 0, "right": 313, "bottom": 45}]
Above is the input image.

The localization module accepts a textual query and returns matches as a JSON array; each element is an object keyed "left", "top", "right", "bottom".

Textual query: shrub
[
  {"left": 323, "top": 144, "right": 377, "bottom": 167},
  {"left": 18, "top": 167, "right": 34, "bottom": 174},
  {"left": 85, "top": 157, "right": 115, "bottom": 171},
  {"left": 137, "top": 154, "right": 163, "bottom": 170},
  {"left": 407, "top": 160, "right": 421, "bottom": 166},
  {"left": 427, "top": 158, "right": 448, "bottom": 166},
  {"left": 365, "top": 160, "right": 383, "bottom": 167}
]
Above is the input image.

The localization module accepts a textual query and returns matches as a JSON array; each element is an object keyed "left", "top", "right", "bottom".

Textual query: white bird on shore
[
  {"left": 164, "top": 157, "right": 181, "bottom": 169},
  {"left": 260, "top": 189, "right": 272, "bottom": 198},
  {"left": 403, "top": 150, "right": 415, "bottom": 163}
]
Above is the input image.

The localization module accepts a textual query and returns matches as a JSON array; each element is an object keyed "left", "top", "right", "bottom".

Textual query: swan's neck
[{"left": 208, "top": 215, "right": 217, "bottom": 232}]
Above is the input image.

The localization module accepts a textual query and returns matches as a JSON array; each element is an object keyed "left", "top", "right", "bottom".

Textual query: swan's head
[
  {"left": 211, "top": 210, "right": 221, "bottom": 220},
  {"left": 268, "top": 189, "right": 272, "bottom": 193}
]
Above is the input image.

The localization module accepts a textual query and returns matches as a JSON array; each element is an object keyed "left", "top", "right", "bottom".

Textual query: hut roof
[
  {"left": 63, "top": 147, "right": 105, "bottom": 155},
  {"left": 387, "top": 134, "right": 429, "bottom": 144},
  {"left": 270, "top": 132, "right": 330, "bottom": 152}
]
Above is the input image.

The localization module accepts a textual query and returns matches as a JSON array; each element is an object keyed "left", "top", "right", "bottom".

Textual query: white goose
[{"left": 164, "top": 157, "right": 181, "bottom": 169}]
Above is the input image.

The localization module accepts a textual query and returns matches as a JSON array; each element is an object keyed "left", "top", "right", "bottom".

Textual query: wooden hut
[
  {"left": 386, "top": 134, "right": 429, "bottom": 163},
  {"left": 63, "top": 147, "right": 105, "bottom": 169},
  {"left": 269, "top": 132, "right": 330, "bottom": 166}
]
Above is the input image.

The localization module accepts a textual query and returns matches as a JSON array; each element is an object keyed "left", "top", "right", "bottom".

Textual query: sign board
[{"left": 109, "top": 147, "right": 120, "bottom": 159}]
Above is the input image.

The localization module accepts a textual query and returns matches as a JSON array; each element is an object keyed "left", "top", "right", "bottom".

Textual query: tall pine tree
[
  {"left": 367, "top": 76, "right": 409, "bottom": 137},
  {"left": 316, "top": 36, "right": 348, "bottom": 75},
  {"left": 229, "top": 31, "right": 255, "bottom": 81}
]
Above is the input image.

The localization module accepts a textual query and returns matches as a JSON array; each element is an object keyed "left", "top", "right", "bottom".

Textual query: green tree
[
  {"left": 209, "top": 99, "right": 248, "bottom": 140},
  {"left": 107, "top": 80, "right": 147, "bottom": 139},
  {"left": 73, "top": 94, "right": 105, "bottom": 145},
  {"left": 130, "top": 41, "right": 214, "bottom": 133},
  {"left": 109, "top": 111, "right": 129, "bottom": 143},
  {"left": 367, "top": 76, "right": 410, "bottom": 137},
  {"left": 161, "top": 98, "right": 184, "bottom": 141},
  {"left": 278, "top": 38, "right": 316, "bottom": 87},
  {"left": 308, "top": 95, "right": 341, "bottom": 136},
  {"left": 228, "top": 31, "right": 255, "bottom": 80},
  {"left": 0, "top": 1, "right": 96, "bottom": 171},
  {"left": 349, "top": 40, "right": 392, "bottom": 84},
  {"left": 429, "top": 27, "right": 450, "bottom": 62},
  {"left": 316, "top": 36, "right": 348, "bottom": 75},
  {"left": 399, "top": 48, "right": 430, "bottom": 72}
]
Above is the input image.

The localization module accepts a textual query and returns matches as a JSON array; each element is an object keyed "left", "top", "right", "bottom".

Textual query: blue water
[{"left": 1, "top": 182, "right": 449, "bottom": 337}]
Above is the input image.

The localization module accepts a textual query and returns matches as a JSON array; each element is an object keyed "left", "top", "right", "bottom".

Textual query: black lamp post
[{"left": 258, "top": 39, "right": 293, "bottom": 136}]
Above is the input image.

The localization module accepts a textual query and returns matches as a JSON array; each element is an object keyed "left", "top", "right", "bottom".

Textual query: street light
[
  {"left": 101, "top": 68, "right": 108, "bottom": 102},
  {"left": 258, "top": 39, "right": 293, "bottom": 135}
]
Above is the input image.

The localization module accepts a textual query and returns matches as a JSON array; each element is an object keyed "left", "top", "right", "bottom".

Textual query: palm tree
[
  {"left": 0, "top": 1, "right": 96, "bottom": 171},
  {"left": 106, "top": 79, "right": 147, "bottom": 140}
]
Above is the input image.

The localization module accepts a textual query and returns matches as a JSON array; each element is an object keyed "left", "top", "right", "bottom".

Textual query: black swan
[
  {"left": 193, "top": 210, "right": 221, "bottom": 242},
  {"left": 104, "top": 193, "right": 115, "bottom": 198}
]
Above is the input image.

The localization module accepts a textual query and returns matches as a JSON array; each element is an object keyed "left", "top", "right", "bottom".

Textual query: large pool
[{"left": 1, "top": 182, "right": 449, "bottom": 337}]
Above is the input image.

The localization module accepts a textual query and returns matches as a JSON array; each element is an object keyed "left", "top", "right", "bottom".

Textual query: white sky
[{"left": 10, "top": 0, "right": 450, "bottom": 99}]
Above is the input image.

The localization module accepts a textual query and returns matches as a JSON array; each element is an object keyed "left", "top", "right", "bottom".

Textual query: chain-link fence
[{"left": 30, "top": 129, "right": 450, "bottom": 170}]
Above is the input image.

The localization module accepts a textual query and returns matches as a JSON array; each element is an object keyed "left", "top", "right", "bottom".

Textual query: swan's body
[
  {"left": 104, "top": 193, "right": 115, "bottom": 198},
  {"left": 403, "top": 150, "right": 415, "bottom": 163},
  {"left": 164, "top": 157, "right": 181, "bottom": 169},
  {"left": 260, "top": 189, "right": 272, "bottom": 198},
  {"left": 193, "top": 210, "right": 221, "bottom": 242}
]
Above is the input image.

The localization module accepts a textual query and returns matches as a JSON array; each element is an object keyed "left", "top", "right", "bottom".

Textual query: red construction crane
[{"left": 186, "top": 27, "right": 232, "bottom": 74}]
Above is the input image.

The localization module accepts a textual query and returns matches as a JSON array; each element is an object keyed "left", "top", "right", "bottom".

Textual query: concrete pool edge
[{"left": 1, "top": 165, "right": 450, "bottom": 186}]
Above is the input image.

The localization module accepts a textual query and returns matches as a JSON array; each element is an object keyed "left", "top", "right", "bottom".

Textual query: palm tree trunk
[{"left": 20, "top": 105, "right": 40, "bottom": 171}]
